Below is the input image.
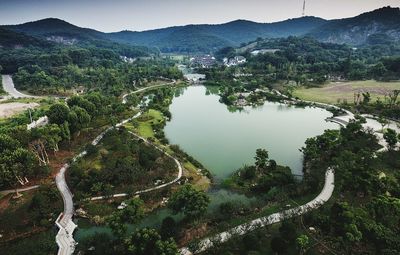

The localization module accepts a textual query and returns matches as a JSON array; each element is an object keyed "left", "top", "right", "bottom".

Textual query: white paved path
[
  {"left": 180, "top": 168, "right": 335, "bottom": 255},
  {"left": 2, "top": 75, "right": 38, "bottom": 99}
]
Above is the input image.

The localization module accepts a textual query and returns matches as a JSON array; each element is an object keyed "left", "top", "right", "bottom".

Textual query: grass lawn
[
  {"left": 135, "top": 109, "right": 163, "bottom": 138},
  {"left": 293, "top": 80, "right": 400, "bottom": 104}
]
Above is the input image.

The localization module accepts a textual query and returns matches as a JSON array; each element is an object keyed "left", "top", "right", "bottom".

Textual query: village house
[{"left": 223, "top": 56, "right": 247, "bottom": 67}]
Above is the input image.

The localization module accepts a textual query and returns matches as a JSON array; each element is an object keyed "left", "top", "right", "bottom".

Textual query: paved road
[
  {"left": 122, "top": 79, "right": 175, "bottom": 104},
  {"left": 1, "top": 75, "right": 37, "bottom": 98},
  {"left": 55, "top": 81, "right": 177, "bottom": 255},
  {"left": 180, "top": 168, "right": 335, "bottom": 255}
]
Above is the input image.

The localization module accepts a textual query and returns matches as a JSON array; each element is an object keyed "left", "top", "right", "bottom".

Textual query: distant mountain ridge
[
  {"left": 0, "top": 27, "right": 51, "bottom": 48},
  {"left": 308, "top": 6, "right": 400, "bottom": 45},
  {"left": 2, "top": 6, "right": 399, "bottom": 53},
  {"left": 4, "top": 18, "right": 104, "bottom": 40}
]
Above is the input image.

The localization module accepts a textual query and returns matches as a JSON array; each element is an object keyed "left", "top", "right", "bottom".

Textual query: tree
[
  {"left": 296, "top": 235, "right": 309, "bottom": 255},
  {"left": 378, "top": 116, "right": 388, "bottom": 131},
  {"left": 30, "top": 184, "right": 60, "bottom": 225},
  {"left": 107, "top": 212, "right": 127, "bottom": 239},
  {"left": 387, "top": 90, "right": 400, "bottom": 108},
  {"left": 270, "top": 236, "right": 287, "bottom": 254},
  {"left": 126, "top": 93, "right": 140, "bottom": 107},
  {"left": 269, "top": 159, "right": 277, "bottom": 171},
  {"left": 0, "top": 133, "right": 37, "bottom": 189},
  {"left": 124, "top": 228, "right": 179, "bottom": 255},
  {"left": 106, "top": 198, "right": 144, "bottom": 238},
  {"left": 47, "top": 103, "right": 70, "bottom": 125},
  {"left": 168, "top": 184, "right": 210, "bottom": 219},
  {"left": 69, "top": 106, "right": 91, "bottom": 132},
  {"left": 384, "top": 129, "right": 398, "bottom": 151},
  {"left": 160, "top": 216, "right": 177, "bottom": 240},
  {"left": 279, "top": 220, "right": 297, "bottom": 242},
  {"left": 60, "top": 121, "right": 71, "bottom": 142},
  {"left": 362, "top": 92, "right": 371, "bottom": 105},
  {"left": 254, "top": 148, "right": 269, "bottom": 170},
  {"left": 120, "top": 198, "right": 145, "bottom": 223},
  {"left": 370, "top": 62, "right": 387, "bottom": 79}
]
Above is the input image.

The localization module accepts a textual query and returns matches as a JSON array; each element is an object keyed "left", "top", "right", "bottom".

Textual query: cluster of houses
[
  {"left": 190, "top": 55, "right": 216, "bottom": 68},
  {"left": 189, "top": 54, "right": 248, "bottom": 68},
  {"left": 223, "top": 56, "right": 247, "bottom": 67}
]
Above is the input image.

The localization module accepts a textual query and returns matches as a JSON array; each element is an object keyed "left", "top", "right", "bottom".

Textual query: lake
[
  {"left": 164, "top": 86, "right": 339, "bottom": 179},
  {"left": 76, "top": 85, "right": 339, "bottom": 241}
]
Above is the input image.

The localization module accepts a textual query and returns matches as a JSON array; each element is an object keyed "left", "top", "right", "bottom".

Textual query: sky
[{"left": 0, "top": 0, "right": 399, "bottom": 32}]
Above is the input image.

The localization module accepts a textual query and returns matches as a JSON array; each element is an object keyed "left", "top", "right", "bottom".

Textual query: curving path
[
  {"left": 0, "top": 185, "right": 40, "bottom": 196},
  {"left": 90, "top": 130, "right": 183, "bottom": 201},
  {"left": 1, "top": 75, "right": 38, "bottom": 99},
  {"left": 180, "top": 168, "right": 335, "bottom": 255},
  {"left": 55, "top": 81, "right": 177, "bottom": 255}
]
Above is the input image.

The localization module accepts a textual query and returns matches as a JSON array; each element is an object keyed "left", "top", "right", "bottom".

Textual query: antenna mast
[{"left": 302, "top": 0, "right": 306, "bottom": 16}]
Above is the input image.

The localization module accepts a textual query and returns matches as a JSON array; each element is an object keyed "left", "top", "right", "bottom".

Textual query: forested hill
[
  {"left": 308, "top": 6, "right": 400, "bottom": 45},
  {"left": 1, "top": 19, "right": 157, "bottom": 58},
  {"left": 2, "top": 16, "right": 326, "bottom": 53},
  {"left": 0, "top": 27, "right": 51, "bottom": 48},
  {"left": 106, "top": 16, "right": 327, "bottom": 53},
  {"left": 4, "top": 18, "right": 104, "bottom": 41}
]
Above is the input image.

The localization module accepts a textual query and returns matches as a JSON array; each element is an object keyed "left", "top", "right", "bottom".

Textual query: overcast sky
[{"left": 0, "top": 0, "right": 399, "bottom": 32}]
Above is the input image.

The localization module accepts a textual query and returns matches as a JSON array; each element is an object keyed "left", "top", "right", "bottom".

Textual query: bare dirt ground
[
  {"left": 293, "top": 80, "right": 400, "bottom": 104},
  {"left": 0, "top": 102, "right": 39, "bottom": 118}
]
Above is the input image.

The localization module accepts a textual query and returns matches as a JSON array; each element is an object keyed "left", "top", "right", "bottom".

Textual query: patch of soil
[
  {"left": 0, "top": 102, "right": 39, "bottom": 118},
  {"left": 178, "top": 222, "right": 208, "bottom": 246},
  {"left": 48, "top": 149, "right": 75, "bottom": 177},
  {"left": 0, "top": 226, "right": 47, "bottom": 244},
  {"left": 0, "top": 194, "right": 11, "bottom": 213},
  {"left": 324, "top": 83, "right": 391, "bottom": 95}
]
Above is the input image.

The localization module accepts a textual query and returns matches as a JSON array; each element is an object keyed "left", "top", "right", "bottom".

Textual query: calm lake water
[
  {"left": 75, "top": 189, "right": 256, "bottom": 241},
  {"left": 165, "top": 86, "right": 339, "bottom": 179}
]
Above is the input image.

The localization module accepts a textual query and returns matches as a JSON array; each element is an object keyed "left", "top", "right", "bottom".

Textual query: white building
[{"left": 27, "top": 116, "right": 49, "bottom": 130}]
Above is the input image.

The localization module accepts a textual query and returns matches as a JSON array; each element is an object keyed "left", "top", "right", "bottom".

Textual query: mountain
[
  {"left": 3, "top": 16, "right": 327, "bottom": 53},
  {"left": 4, "top": 18, "right": 104, "bottom": 42},
  {"left": 309, "top": 6, "right": 400, "bottom": 45},
  {"left": 106, "top": 17, "right": 327, "bottom": 52},
  {"left": 0, "top": 27, "right": 51, "bottom": 48},
  {"left": 2, "top": 19, "right": 156, "bottom": 57}
]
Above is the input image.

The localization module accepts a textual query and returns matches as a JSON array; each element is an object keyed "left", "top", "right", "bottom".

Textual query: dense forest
[{"left": 211, "top": 36, "right": 400, "bottom": 86}]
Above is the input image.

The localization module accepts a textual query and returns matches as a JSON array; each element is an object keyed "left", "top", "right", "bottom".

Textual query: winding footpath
[
  {"left": 180, "top": 168, "right": 335, "bottom": 255},
  {"left": 55, "top": 81, "right": 179, "bottom": 255}
]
